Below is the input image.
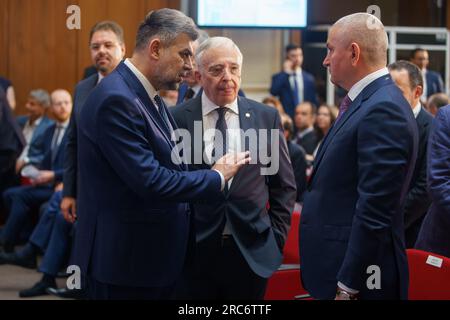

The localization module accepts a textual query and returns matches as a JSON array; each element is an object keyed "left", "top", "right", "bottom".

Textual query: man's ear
[
  {"left": 350, "top": 42, "right": 361, "bottom": 66},
  {"left": 148, "top": 38, "right": 162, "bottom": 60},
  {"left": 194, "top": 70, "right": 202, "bottom": 85},
  {"left": 415, "top": 85, "right": 423, "bottom": 100}
]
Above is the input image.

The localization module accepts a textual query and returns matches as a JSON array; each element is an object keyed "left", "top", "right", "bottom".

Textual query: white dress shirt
[
  {"left": 421, "top": 69, "right": 428, "bottom": 103},
  {"left": 289, "top": 67, "right": 304, "bottom": 103},
  {"left": 202, "top": 92, "right": 241, "bottom": 234},
  {"left": 412, "top": 102, "right": 421, "bottom": 119},
  {"left": 18, "top": 116, "right": 43, "bottom": 163}
]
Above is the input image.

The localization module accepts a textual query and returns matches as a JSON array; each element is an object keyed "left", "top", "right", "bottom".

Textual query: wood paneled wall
[{"left": 0, "top": 0, "right": 179, "bottom": 116}]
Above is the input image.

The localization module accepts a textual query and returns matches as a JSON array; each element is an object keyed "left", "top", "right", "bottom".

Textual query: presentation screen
[{"left": 197, "top": 0, "right": 308, "bottom": 28}]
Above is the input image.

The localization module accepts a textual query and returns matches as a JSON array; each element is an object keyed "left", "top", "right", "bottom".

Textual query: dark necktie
[
  {"left": 51, "top": 125, "right": 63, "bottom": 162},
  {"left": 335, "top": 95, "right": 352, "bottom": 124},
  {"left": 154, "top": 95, "right": 172, "bottom": 133},
  {"left": 211, "top": 107, "right": 229, "bottom": 164},
  {"left": 292, "top": 73, "right": 300, "bottom": 106},
  {"left": 184, "top": 88, "right": 195, "bottom": 101}
]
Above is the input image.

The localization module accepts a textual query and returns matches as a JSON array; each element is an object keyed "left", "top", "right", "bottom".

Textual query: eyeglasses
[
  {"left": 89, "top": 41, "right": 120, "bottom": 51},
  {"left": 207, "top": 64, "right": 241, "bottom": 78}
]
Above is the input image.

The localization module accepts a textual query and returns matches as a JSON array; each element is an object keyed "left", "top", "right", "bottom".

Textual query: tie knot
[
  {"left": 185, "top": 88, "right": 195, "bottom": 100},
  {"left": 216, "top": 107, "right": 229, "bottom": 119},
  {"left": 339, "top": 95, "right": 352, "bottom": 113}
]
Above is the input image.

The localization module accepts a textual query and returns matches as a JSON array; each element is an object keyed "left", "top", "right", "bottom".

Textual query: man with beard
[{"left": 72, "top": 9, "right": 249, "bottom": 300}]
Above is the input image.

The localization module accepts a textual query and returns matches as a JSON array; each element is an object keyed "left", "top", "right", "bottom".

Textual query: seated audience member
[
  {"left": 410, "top": 48, "right": 444, "bottom": 103},
  {"left": 281, "top": 113, "right": 307, "bottom": 203},
  {"left": 0, "top": 76, "right": 16, "bottom": 110},
  {"left": 389, "top": 60, "right": 433, "bottom": 248},
  {"left": 0, "top": 88, "right": 25, "bottom": 217},
  {"left": 0, "top": 90, "right": 72, "bottom": 253},
  {"left": 310, "top": 104, "right": 338, "bottom": 161},
  {"left": 0, "top": 190, "right": 75, "bottom": 298},
  {"left": 262, "top": 96, "right": 286, "bottom": 115},
  {"left": 427, "top": 92, "right": 449, "bottom": 116},
  {"left": 16, "top": 89, "right": 54, "bottom": 174},
  {"left": 415, "top": 105, "right": 450, "bottom": 258},
  {"left": 270, "top": 44, "right": 318, "bottom": 119},
  {"left": 293, "top": 102, "right": 319, "bottom": 157}
]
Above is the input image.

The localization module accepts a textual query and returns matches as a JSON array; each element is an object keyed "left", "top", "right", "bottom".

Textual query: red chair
[
  {"left": 407, "top": 249, "right": 450, "bottom": 300},
  {"left": 282, "top": 211, "right": 301, "bottom": 264},
  {"left": 264, "top": 264, "right": 311, "bottom": 300}
]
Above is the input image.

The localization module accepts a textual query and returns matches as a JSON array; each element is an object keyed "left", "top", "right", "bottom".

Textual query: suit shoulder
[
  {"left": 418, "top": 108, "right": 434, "bottom": 125},
  {"left": 75, "top": 74, "right": 98, "bottom": 93}
]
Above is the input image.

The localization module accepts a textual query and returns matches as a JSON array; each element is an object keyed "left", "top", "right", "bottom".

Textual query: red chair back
[
  {"left": 407, "top": 249, "right": 450, "bottom": 300},
  {"left": 264, "top": 265, "right": 311, "bottom": 300},
  {"left": 282, "top": 211, "right": 301, "bottom": 264}
]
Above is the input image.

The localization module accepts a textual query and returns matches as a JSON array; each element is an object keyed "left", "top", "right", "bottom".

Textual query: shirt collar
[
  {"left": 28, "top": 116, "right": 43, "bottom": 128},
  {"left": 97, "top": 72, "right": 105, "bottom": 84},
  {"left": 412, "top": 102, "right": 422, "bottom": 119},
  {"left": 347, "top": 67, "right": 389, "bottom": 101},
  {"left": 201, "top": 91, "right": 239, "bottom": 117},
  {"left": 124, "top": 58, "right": 158, "bottom": 102},
  {"left": 56, "top": 118, "right": 70, "bottom": 129}
]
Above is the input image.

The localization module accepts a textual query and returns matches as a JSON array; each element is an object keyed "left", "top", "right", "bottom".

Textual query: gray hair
[
  {"left": 195, "top": 36, "right": 243, "bottom": 70},
  {"left": 135, "top": 8, "right": 199, "bottom": 51},
  {"left": 333, "top": 13, "right": 388, "bottom": 66},
  {"left": 29, "top": 89, "right": 51, "bottom": 108}
]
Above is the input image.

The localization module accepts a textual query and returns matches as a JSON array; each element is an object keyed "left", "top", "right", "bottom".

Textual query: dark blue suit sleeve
[
  {"left": 337, "top": 102, "right": 415, "bottom": 290},
  {"left": 96, "top": 97, "right": 222, "bottom": 202},
  {"left": 270, "top": 72, "right": 289, "bottom": 97},
  {"left": 62, "top": 108, "right": 77, "bottom": 197},
  {"left": 427, "top": 108, "right": 450, "bottom": 215}
]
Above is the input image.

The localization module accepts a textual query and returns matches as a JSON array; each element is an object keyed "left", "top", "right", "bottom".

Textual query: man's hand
[
  {"left": 283, "top": 59, "right": 295, "bottom": 73},
  {"left": 61, "top": 196, "right": 77, "bottom": 223},
  {"left": 212, "top": 152, "right": 251, "bottom": 182},
  {"left": 32, "top": 170, "right": 55, "bottom": 185},
  {"left": 15, "top": 159, "right": 26, "bottom": 174}
]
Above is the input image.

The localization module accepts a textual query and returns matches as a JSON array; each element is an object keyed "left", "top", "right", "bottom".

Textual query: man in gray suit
[{"left": 171, "top": 37, "right": 296, "bottom": 299}]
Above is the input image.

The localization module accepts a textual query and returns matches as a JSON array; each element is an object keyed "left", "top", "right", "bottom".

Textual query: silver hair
[
  {"left": 195, "top": 36, "right": 243, "bottom": 70},
  {"left": 29, "top": 89, "right": 51, "bottom": 108},
  {"left": 135, "top": 8, "right": 199, "bottom": 51},
  {"left": 333, "top": 12, "right": 388, "bottom": 66}
]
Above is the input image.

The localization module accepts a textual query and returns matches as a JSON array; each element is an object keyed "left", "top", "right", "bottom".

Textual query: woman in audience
[
  {"left": 308, "top": 104, "right": 337, "bottom": 161},
  {"left": 262, "top": 96, "right": 286, "bottom": 115}
]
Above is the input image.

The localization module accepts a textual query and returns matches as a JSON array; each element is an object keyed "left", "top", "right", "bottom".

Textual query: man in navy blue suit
[
  {"left": 389, "top": 60, "right": 433, "bottom": 248},
  {"left": 15, "top": 89, "right": 54, "bottom": 173},
  {"left": 415, "top": 105, "right": 450, "bottom": 258},
  {"left": 299, "top": 13, "right": 418, "bottom": 300},
  {"left": 72, "top": 9, "right": 249, "bottom": 300},
  {"left": 410, "top": 48, "right": 445, "bottom": 103},
  {"left": 270, "top": 44, "right": 317, "bottom": 119},
  {"left": 0, "top": 90, "right": 72, "bottom": 254}
]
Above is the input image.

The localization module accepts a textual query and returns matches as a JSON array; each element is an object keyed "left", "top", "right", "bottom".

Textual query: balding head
[
  {"left": 323, "top": 13, "right": 388, "bottom": 90},
  {"left": 333, "top": 13, "right": 388, "bottom": 67}
]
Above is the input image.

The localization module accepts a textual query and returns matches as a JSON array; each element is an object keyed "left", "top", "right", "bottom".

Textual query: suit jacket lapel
[
  {"left": 117, "top": 62, "right": 174, "bottom": 147},
  {"left": 309, "top": 74, "right": 393, "bottom": 185}
]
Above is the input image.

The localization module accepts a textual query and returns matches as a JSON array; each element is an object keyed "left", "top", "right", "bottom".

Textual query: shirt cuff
[
  {"left": 337, "top": 282, "right": 359, "bottom": 294},
  {"left": 212, "top": 169, "right": 225, "bottom": 191}
]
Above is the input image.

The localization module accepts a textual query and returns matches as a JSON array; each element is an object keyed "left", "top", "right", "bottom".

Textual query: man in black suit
[
  {"left": 293, "top": 101, "right": 319, "bottom": 157},
  {"left": 0, "top": 88, "right": 25, "bottom": 217},
  {"left": 410, "top": 48, "right": 445, "bottom": 103},
  {"left": 171, "top": 37, "right": 296, "bottom": 299},
  {"left": 389, "top": 60, "right": 433, "bottom": 248}
]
